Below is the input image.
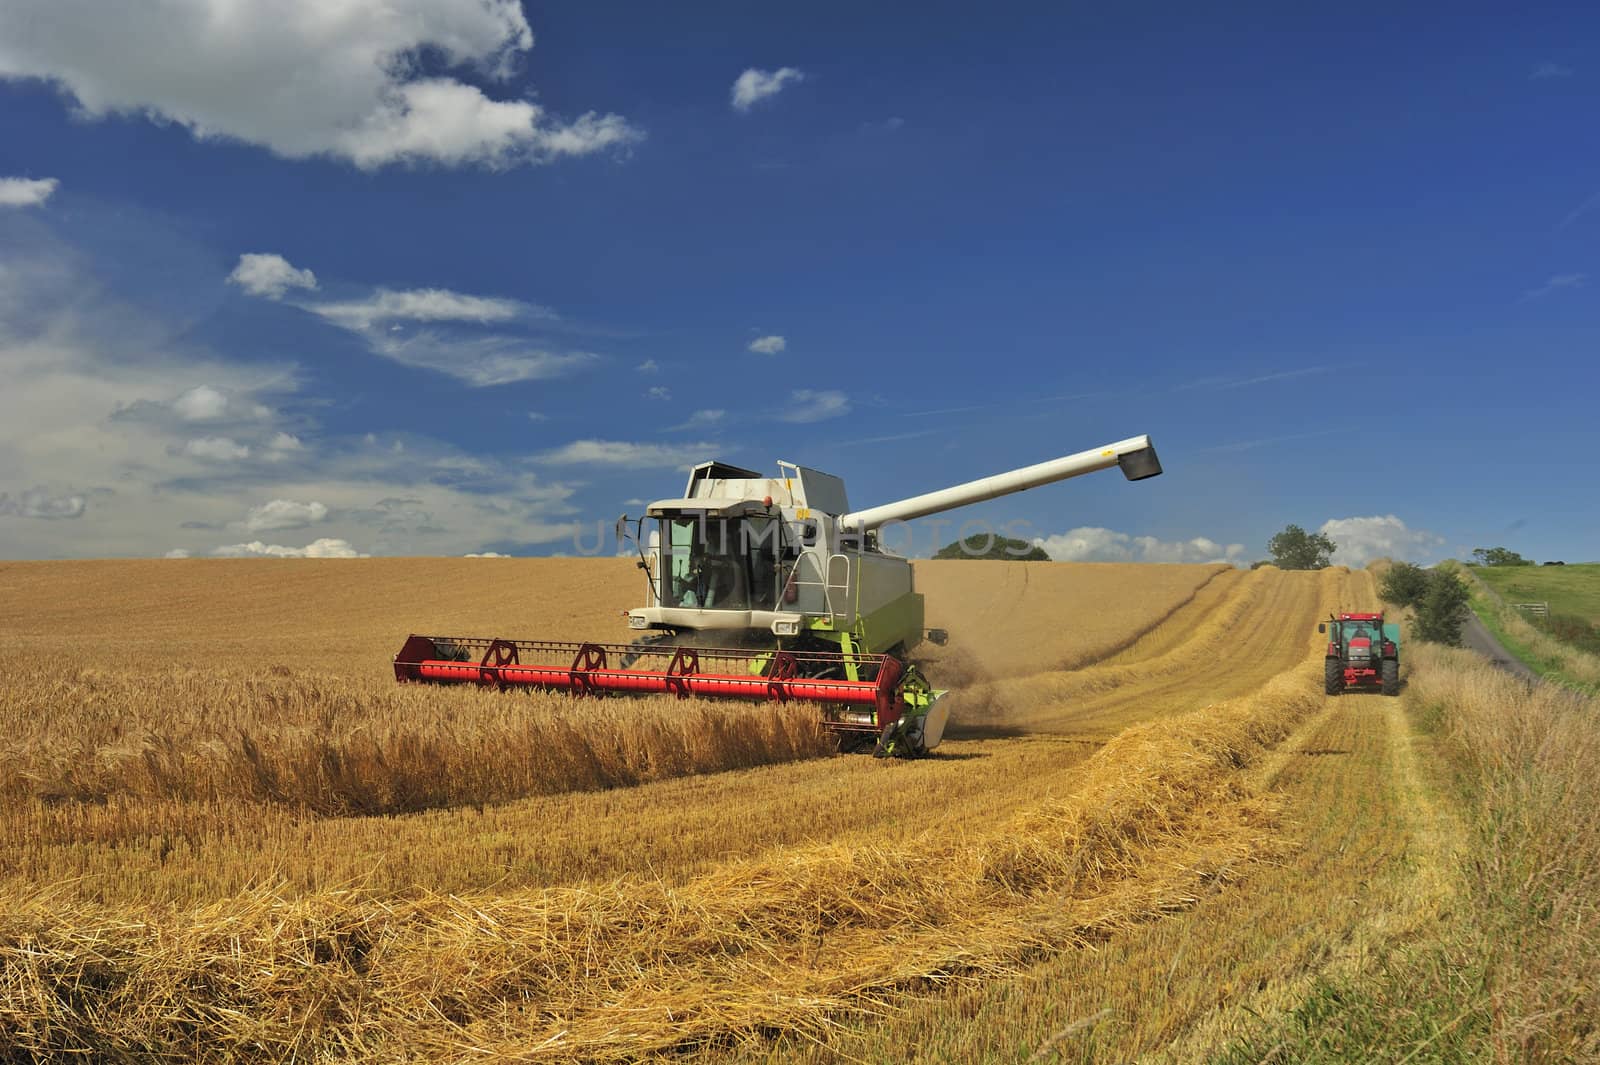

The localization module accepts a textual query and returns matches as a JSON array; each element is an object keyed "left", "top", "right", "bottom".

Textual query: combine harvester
[
  {"left": 396, "top": 434, "right": 1163, "bottom": 757},
  {"left": 1319, "top": 612, "right": 1401, "bottom": 695}
]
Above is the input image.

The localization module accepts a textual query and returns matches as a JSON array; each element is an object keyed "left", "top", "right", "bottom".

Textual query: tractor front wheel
[
  {"left": 1381, "top": 659, "right": 1400, "bottom": 696},
  {"left": 1324, "top": 657, "right": 1344, "bottom": 695}
]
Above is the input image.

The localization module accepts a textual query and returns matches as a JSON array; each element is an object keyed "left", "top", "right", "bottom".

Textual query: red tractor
[{"left": 1319, "top": 612, "right": 1400, "bottom": 696}]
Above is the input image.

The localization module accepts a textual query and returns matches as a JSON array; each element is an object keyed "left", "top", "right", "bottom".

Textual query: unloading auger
[{"left": 396, "top": 434, "right": 1164, "bottom": 757}]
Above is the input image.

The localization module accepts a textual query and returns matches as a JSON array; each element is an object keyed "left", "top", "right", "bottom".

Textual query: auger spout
[{"left": 838, "top": 434, "right": 1162, "bottom": 532}]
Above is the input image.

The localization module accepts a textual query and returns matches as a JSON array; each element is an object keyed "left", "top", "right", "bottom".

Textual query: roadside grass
[
  {"left": 1470, "top": 561, "right": 1600, "bottom": 624},
  {"left": 1463, "top": 573, "right": 1600, "bottom": 693}
]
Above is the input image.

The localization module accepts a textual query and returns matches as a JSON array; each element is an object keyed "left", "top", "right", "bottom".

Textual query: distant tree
[
  {"left": 1414, "top": 569, "right": 1471, "bottom": 646},
  {"left": 1471, "top": 547, "right": 1533, "bottom": 567},
  {"left": 1379, "top": 562, "right": 1431, "bottom": 609},
  {"left": 934, "top": 535, "right": 1049, "bottom": 561},
  {"left": 1249, "top": 559, "right": 1273, "bottom": 570},
  {"left": 1267, "top": 525, "right": 1336, "bottom": 570}
]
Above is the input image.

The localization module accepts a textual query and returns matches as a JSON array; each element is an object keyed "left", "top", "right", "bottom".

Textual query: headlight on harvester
[
  {"left": 771, "top": 618, "right": 801, "bottom": 636},
  {"left": 628, "top": 614, "right": 648, "bottom": 629}
]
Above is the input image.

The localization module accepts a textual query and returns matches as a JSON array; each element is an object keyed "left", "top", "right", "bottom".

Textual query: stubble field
[{"left": 0, "top": 557, "right": 1464, "bottom": 1061}]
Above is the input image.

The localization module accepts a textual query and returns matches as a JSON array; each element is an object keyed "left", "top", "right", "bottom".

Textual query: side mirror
[
  {"left": 1317, "top": 623, "right": 1326, "bottom": 634},
  {"left": 926, "top": 629, "right": 949, "bottom": 646}
]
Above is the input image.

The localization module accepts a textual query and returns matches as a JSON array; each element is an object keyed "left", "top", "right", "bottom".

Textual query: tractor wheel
[
  {"left": 1324, "top": 658, "right": 1344, "bottom": 696},
  {"left": 1381, "top": 659, "right": 1400, "bottom": 696}
]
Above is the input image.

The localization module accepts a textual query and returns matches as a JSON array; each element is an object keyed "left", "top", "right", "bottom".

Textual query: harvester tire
[
  {"left": 1381, "top": 659, "right": 1400, "bottom": 696},
  {"left": 874, "top": 718, "right": 919, "bottom": 759},
  {"left": 1324, "top": 658, "right": 1343, "bottom": 696}
]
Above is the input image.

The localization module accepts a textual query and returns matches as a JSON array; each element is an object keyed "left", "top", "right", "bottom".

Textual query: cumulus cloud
[
  {"left": 0, "top": 176, "right": 58, "bottom": 208},
  {"left": 170, "top": 385, "right": 230, "bottom": 421},
  {"left": 748, "top": 334, "right": 786, "bottom": 355},
  {"left": 1531, "top": 61, "right": 1574, "bottom": 80},
  {"left": 731, "top": 67, "right": 804, "bottom": 112},
  {"left": 465, "top": 551, "right": 510, "bottom": 558},
  {"left": 645, "top": 386, "right": 671, "bottom": 401},
  {"left": 636, "top": 359, "right": 659, "bottom": 373},
  {"left": 0, "top": 0, "right": 640, "bottom": 170},
  {"left": 1318, "top": 515, "right": 1444, "bottom": 567},
  {"left": 780, "top": 389, "right": 850, "bottom": 423},
  {"left": 533, "top": 440, "right": 720, "bottom": 467},
  {"left": 242, "top": 498, "right": 328, "bottom": 533},
  {"left": 163, "top": 548, "right": 191, "bottom": 559},
  {"left": 0, "top": 486, "right": 86, "bottom": 519},
  {"left": 1035, "top": 527, "right": 1247, "bottom": 565},
  {"left": 212, "top": 537, "right": 366, "bottom": 558},
  {"left": 227, "top": 253, "right": 317, "bottom": 300},
  {"left": 1, "top": 225, "right": 588, "bottom": 560},
  {"left": 181, "top": 436, "right": 251, "bottom": 461}
]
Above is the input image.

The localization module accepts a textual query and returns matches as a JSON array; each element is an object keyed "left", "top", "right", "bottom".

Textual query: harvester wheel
[
  {"left": 1381, "top": 659, "right": 1400, "bottom": 696},
  {"left": 1324, "top": 658, "right": 1343, "bottom": 696}
]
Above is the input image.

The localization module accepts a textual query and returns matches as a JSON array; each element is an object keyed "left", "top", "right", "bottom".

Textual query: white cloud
[
  {"left": 0, "top": 486, "right": 86, "bottom": 519},
  {"left": 227, "top": 253, "right": 317, "bottom": 300},
  {"left": 534, "top": 440, "right": 720, "bottom": 467},
  {"left": 1318, "top": 515, "right": 1445, "bottom": 567},
  {"left": 1531, "top": 61, "right": 1574, "bottom": 80},
  {"left": 1035, "top": 527, "right": 1247, "bottom": 565},
  {"left": 645, "top": 386, "right": 671, "bottom": 401},
  {"left": 677, "top": 409, "right": 725, "bottom": 430},
  {"left": 238, "top": 265, "right": 594, "bottom": 388},
  {"left": 636, "top": 359, "right": 660, "bottom": 373},
  {"left": 243, "top": 498, "right": 328, "bottom": 533},
  {"left": 170, "top": 384, "right": 230, "bottom": 421},
  {"left": 360, "top": 331, "right": 598, "bottom": 387},
  {"left": 1521, "top": 273, "right": 1586, "bottom": 300},
  {"left": 309, "top": 287, "right": 530, "bottom": 330},
  {"left": 0, "top": 226, "right": 588, "bottom": 560},
  {"left": 465, "top": 551, "right": 510, "bottom": 558},
  {"left": 780, "top": 389, "right": 850, "bottom": 423},
  {"left": 212, "top": 537, "right": 366, "bottom": 558},
  {"left": 731, "top": 67, "right": 805, "bottom": 112},
  {"left": 748, "top": 334, "right": 786, "bottom": 355},
  {"left": 0, "top": 176, "right": 58, "bottom": 208},
  {"left": 163, "top": 548, "right": 191, "bottom": 559},
  {"left": 0, "top": 0, "right": 640, "bottom": 170},
  {"left": 182, "top": 436, "right": 251, "bottom": 461}
]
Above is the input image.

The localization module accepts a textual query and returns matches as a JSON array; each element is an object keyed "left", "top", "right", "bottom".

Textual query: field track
[{"left": 0, "top": 559, "right": 1428, "bottom": 1061}]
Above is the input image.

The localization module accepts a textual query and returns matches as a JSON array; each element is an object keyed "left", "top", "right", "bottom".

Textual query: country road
[{"left": 1460, "top": 610, "right": 1540, "bottom": 683}]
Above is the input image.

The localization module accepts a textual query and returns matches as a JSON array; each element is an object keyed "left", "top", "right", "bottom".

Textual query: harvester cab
[
  {"left": 1318, "top": 612, "right": 1401, "bottom": 696},
  {"left": 396, "top": 434, "right": 1164, "bottom": 758}
]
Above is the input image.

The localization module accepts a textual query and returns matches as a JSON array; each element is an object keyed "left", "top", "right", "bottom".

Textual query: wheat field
[{"left": 0, "top": 557, "right": 1475, "bottom": 1061}]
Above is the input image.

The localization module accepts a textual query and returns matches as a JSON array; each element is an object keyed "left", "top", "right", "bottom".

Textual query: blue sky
[{"left": 1, "top": 1, "right": 1596, "bottom": 564}]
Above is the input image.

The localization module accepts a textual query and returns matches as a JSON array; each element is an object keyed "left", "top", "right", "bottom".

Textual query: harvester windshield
[{"left": 659, "top": 515, "right": 781, "bottom": 611}]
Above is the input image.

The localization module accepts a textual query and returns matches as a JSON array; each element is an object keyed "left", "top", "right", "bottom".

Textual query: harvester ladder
[{"left": 788, "top": 550, "right": 855, "bottom": 624}]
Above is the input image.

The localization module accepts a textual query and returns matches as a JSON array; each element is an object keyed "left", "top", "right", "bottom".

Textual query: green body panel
[
  {"left": 803, "top": 594, "right": 943, "bottom": 718},
  {"left": 807, "top": 591, "right": 926, "bottom": 657}
]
